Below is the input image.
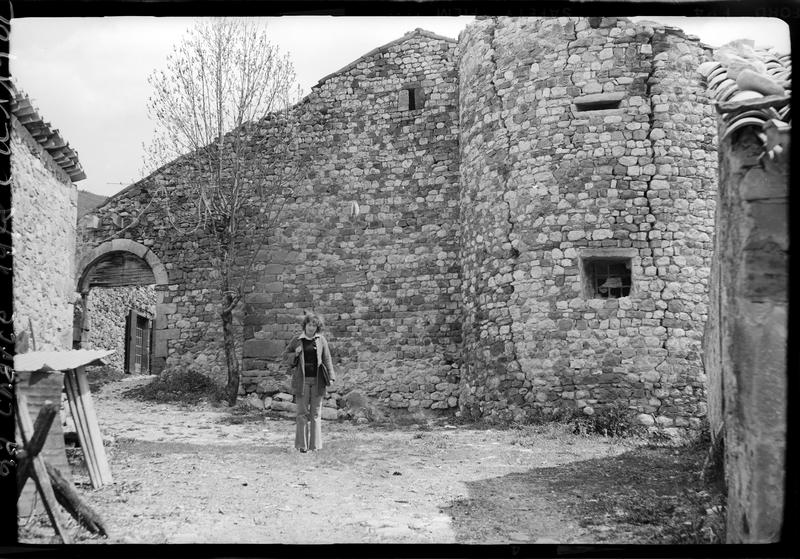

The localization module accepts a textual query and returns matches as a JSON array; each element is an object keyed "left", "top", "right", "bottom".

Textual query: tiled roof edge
[{"left": 10, "top": 81, "right": 86, "bottom": 182}]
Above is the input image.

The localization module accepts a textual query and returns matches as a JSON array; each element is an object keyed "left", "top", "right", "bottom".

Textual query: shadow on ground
[{"left": 442, "top": 443, "right": 726, "bottom": 544}]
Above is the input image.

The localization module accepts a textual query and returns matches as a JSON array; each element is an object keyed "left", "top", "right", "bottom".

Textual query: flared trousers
[{"left": 295, "top": 377, "right": 324, "bottom": 451}]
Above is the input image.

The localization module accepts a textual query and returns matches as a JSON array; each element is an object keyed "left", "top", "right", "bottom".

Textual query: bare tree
[{"left": 146, "top": 18, "right": 301, "bottom": 405}]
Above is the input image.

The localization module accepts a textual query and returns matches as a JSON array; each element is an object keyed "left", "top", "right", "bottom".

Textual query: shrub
[
  {"left": 529, "top": 403, "right": 635, "bottom": 438},
  {"left": 122, "top": 369, "right": 227, "bottom": 405},
  {"left": 84, "top": 365, "right": 127, "bottom": 393},
  {"left": 576, "top": 404, "right": 634, "bottom": 438}
]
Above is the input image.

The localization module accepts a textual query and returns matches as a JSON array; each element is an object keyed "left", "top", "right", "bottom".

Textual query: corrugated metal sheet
[{"left": 14, "top": 349, "right": 114, "bottom": 373}]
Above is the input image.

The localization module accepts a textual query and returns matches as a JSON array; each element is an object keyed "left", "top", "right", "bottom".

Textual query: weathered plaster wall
[
  {"left": 12, "top": 117, "right": 77, "bottom": 350},
  {"left": 704, "top": 127, "right": 787, "bottom": 542},
  {"left": 83, "top": 285, "right": 157, "bottom": 372},
  {"left": 457, "top": 17, "right": 717, "bottom": 429}
]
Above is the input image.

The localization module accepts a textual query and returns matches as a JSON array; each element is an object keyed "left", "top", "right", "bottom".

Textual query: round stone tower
[{"left": 457, "top": 16, "right": 718, "bottom": 432}]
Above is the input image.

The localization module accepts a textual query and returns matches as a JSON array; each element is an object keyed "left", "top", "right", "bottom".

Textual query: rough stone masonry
[{"left": 77, "top": 17, "right": 718, "bottom": 432}]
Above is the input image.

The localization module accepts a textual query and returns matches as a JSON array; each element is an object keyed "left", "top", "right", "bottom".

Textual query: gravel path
[{"left": 20, "top": 377, "right": 639, "bottom": 544}]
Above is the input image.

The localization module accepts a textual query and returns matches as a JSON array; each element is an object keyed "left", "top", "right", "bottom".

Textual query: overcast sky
[{"left": 11, "top": 16, "right": 791, "bottom": 198}]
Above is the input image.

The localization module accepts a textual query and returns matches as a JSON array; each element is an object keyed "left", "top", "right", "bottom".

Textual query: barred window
[{"left": 583, "top": 258, "right": 632, "bottom": 299}]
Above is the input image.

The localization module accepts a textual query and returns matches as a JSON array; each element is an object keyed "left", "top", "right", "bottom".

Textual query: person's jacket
[{"left": 284, "top": 333, "right": 335, "bottom": 397}]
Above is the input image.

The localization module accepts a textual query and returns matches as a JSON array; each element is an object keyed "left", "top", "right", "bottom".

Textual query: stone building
[
  {"left": 698, "top": 42, "right": 790, "bottom": 543},
  {"left": 74, "top": 189, "right": 156, "bottom": 374},
  {"left": 11, "top": 82, "right": 86, "bottom": 516},
  {"left": 77, "top": 17, "right": 720, "bottom": 431},
  {"left": 12, "top": 83, "right": 85, "bottom": 350},
  {"left": 72, "top": 191, "right": 158, "bottom": 375}
]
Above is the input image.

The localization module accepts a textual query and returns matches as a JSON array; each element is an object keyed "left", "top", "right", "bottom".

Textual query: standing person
[{"left": 285, "top": 312, "right": 335, "bottom": 452}]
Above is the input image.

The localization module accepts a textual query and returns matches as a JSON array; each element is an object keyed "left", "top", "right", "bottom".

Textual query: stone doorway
[{"left": 76, "top": 239, "right": 170, "bottom": 374}]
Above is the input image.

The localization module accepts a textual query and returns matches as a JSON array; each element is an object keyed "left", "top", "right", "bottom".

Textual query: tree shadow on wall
[{"left": 440, "top": 443, "right": 725, "bottom": 544}]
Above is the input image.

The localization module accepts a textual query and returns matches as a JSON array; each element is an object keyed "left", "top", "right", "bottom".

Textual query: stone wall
[
  {"left": 77, "top": 19, "right": 722, "bottom": 427},
  {"left": 12, "top": 117, "right": 77, "bottom": 350},
  {"left": 76, "top": 164, "right": 232, "bottom": 382},
  {"left": 457, "top": 17, "right": 717, "bottom": 429},
  {"left": 704, "top": 126, "right": 788, "bottom": 542},
  {"left": 82, "top": 285, "right": 157, "bottom": 372},
  {"left": 77, "top": 30, "right": 462, "bottom": 402},
  {"left": 240, "top": 30, "right": 463, "bottom": 410}
]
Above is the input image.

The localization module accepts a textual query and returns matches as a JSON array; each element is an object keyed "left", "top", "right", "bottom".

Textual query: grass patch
[
  {"left": 452, "top": 403, "right": 645, "bottom": 438},
  {"left": 122, "top": 369, "right": 227, "bottom": 406},
  {"left": 529, "top": 403, "right": 640, "bottom": 438}
]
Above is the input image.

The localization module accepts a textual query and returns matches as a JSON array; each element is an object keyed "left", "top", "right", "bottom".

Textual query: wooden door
[{"left": 125, "top": 310, "right": 153, "bottom": 374}]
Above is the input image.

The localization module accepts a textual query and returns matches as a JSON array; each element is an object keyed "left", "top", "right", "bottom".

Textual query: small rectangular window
[
  {"left": 584, "top": 258, "right": 632, "bottom": 298},
  {"left": 573, "top": 92, "right": 624, "bottom": 112},
  {"left": 399, "top": 86, "right": 424, "bottom": 111},
  {"left": 575, "top": 99, "right": 621, "bottom": 111}
]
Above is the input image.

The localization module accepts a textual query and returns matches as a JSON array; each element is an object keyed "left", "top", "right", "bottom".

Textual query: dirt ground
[{"left": 17, "top": 376, "right": 693, "bottom": 545}]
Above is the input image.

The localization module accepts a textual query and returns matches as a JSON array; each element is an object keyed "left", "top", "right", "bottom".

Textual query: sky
[{"left": 10, "top": 16, "right": 791, "bottom": 198}]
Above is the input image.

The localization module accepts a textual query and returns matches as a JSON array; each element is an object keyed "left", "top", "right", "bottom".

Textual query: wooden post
[
  {"left": 16, "top": 392, "right": 72, "bottom": 544},
  {"left": 16, "top": 401, "right": 57, "bottom": 497},
  {"left": 46, "top": 461, "right": 107, "bottom": 536},
  {"left": 28, "top": 318, "right": 37, "bottom": 351}
]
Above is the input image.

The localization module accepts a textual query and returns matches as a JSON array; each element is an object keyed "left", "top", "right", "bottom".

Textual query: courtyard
[{"left": 18, "top": 376, "right": 723, "bottom": 545}]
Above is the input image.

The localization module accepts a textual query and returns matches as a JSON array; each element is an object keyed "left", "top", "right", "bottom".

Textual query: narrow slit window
[
  {"left": 575, "top": 99, "right": 622, "bottom": 111},
  {"left": 584, "top": 258, "right": 632, "bottom": 299},
  {"left": 573, "top": 92, "right": 625, "bottom": 112},
  {"left": 399, "top": 86, "right": 424, "bottom": 111}
]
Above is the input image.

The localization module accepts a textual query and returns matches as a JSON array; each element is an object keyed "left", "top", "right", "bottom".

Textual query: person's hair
[{"left": 302, "top": 312, "right": 324, "bottom": 333}]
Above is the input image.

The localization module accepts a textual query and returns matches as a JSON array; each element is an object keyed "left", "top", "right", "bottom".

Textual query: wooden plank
[
  {"left": 64, "top": 370, "right": 98, "bottom": 484},
  {"left": 66, "top": 367, "right": 113, "bottom": 486},
  {"left": 75, "top": 366, "right": 113, "bottom": 484},
  {"left": 16, "top": 392, "right": 72, "bottom": 544},
  {"left": 64, "top": 370, "right": 102, "bottom": 488},
  {"left": 16, "top": 401, "right": 57, "bottom": 497}
]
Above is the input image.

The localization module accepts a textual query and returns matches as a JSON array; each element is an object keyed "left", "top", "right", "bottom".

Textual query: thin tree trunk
[{"left": 222, "top": 293, "right": 240, "bottom": 406}]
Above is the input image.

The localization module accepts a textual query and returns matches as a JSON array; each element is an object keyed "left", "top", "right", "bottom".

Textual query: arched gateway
[{"left": 76, "top": 239, "right": 170, "bottom": 374}]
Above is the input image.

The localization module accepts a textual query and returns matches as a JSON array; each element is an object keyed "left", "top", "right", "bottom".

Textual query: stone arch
[
  {"left": 76, "top": 239, "right": 171, "bottom": 374},
  {"left": 77, "top": 239, "right": 169, "bottom": 293}
]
